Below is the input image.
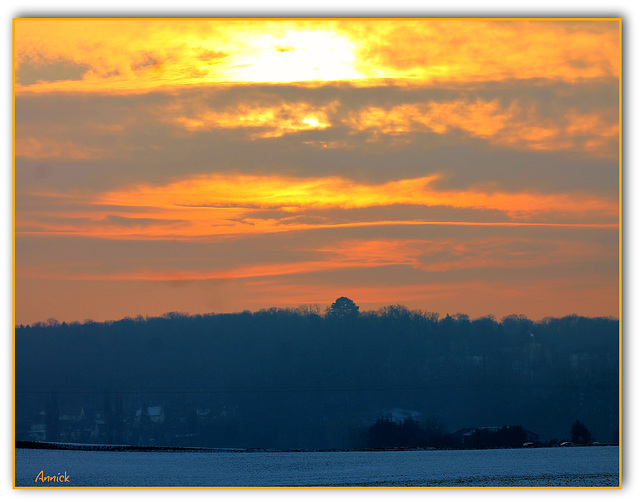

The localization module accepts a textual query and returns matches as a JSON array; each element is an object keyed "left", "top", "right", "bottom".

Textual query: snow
[{"left": 15, "top": 446, "right": 619, "bottom": 487}]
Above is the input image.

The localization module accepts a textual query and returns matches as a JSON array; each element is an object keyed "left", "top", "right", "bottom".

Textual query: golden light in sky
[
  {"left": 227, "top": 28, "right": 362, "bottom": 83},
  {"left": 14, "top": 19, "right": 619, "bottom": 92},
  {"left": 14, "top": 18, "right": 620, "bottom": 324}
]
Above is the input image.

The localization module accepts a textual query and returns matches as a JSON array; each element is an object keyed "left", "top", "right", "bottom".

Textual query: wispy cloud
[
  {"left": 97, "top": 173, "right": 616, "bottom": 215},
  {"left": 15, "top": 136, "right": 108, "bottom": 159},
  {"left": 16, "top": 173, "right": 617, "bottom": 241},
  {"left": 16, "top": 235, "right": 613, "bottom": 288}
]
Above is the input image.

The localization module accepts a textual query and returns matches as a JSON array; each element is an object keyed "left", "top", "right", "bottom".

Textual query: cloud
[
  {"left": 343, "top": 99, "right": 618, "bottom": 155},
  {"left": 96, "top": 172, "right": 616, "bottom": 216},
  {"left": 274, "top": 45, "right": 296, "bottom": 53},
  {"left": 167, "top": 100, "right": 335, "bottom": 138},
  {"left": 16, "top": 55, "right": 91, "bottom": 85},
  {"left": 16, "top": 172, "right": 617, "bottom": 242},
  {"left": 16, "top": 234, "right": 612, "bottom": 283},
  {"left": 15, "top": 78, "right": 618, "bottom": 201},
  {"left": 15, "top": 136, "right": 107, "bottom": 160},
  {"left": 342, "top": 20, "right": 619, "bottom": 84},
  {"left": 14, "top": 20, "right": 619, "bottom": 94}
]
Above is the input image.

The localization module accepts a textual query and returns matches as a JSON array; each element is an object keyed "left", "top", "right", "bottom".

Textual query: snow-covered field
[{"left": 15, "top": 446, "right": 619, "bottom": 487}]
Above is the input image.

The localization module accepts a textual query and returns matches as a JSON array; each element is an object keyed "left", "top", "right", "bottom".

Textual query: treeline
[
  {"left": 366, "top": 418, "right": 531, "bottom": 449},
  {"left": 367, "top": 417, "right": 454, "bottom": 449},
  {"left": 15, "top": 299, "right": 619, "bottom": 449}
]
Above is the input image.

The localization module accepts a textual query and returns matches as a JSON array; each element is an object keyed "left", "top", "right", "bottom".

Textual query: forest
[{"left": 15, "top": 298, "right": 619, "bottom": 449}]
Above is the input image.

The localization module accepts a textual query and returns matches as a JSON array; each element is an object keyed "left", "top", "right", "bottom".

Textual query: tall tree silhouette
[
  {"left": 327, "top": 297, "right": 359, "bottom": 319},
  {"left": 571, "top": 419, "right": 592, "bottom": 444}
]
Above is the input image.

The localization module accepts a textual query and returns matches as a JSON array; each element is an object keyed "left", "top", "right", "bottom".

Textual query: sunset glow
[
  {"left": 14, "top": 20, "right": 619, "bottom": 93},
  {"left": 14, "top": 18, "right": 620, "bottom": 324}
]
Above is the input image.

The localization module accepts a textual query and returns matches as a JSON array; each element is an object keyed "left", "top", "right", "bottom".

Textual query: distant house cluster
[
  {"left": 28, "top": 407, "right": 102, "bottom": 443},
  {"left": 21, "top": 404, "right": 238, "bottom": 446}
]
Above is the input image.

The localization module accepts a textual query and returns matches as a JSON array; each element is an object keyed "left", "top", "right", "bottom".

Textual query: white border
[{"left": 3, "top": 2, "right": 635, "bottom": 501}]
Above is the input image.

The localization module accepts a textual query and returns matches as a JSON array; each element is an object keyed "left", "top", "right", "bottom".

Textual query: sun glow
[
  {"left": 14, "top": 20, "right": 618, "bottom": 94},
  {"left": 226, "top": 29, "right": 363, "bottom": 83},
  {"left": 167, "top": 102, "right": 333, "bottom": 137}
]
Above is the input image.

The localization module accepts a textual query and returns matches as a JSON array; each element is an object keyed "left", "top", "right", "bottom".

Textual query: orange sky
[
  {"left": 14, "top": 19, "right": 620, "bottom": 324},
  {"left": 14, "top": 20, "right": 619, "bottom": 91}
]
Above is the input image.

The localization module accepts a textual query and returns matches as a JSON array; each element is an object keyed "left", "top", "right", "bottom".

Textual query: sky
[{"left": 13, "top": 18, "right": 620, "bottom": 325}]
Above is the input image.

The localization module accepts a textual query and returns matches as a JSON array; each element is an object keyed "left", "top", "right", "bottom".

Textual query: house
[
  {"left": 135, "top": 405, "right": 165, "bottom": 424},
  {"left": 28, "top": 417, "right": 47, "bottom": 441},
  {"left": 58, "top": 407, "right": 97, "bottom": 442}
]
